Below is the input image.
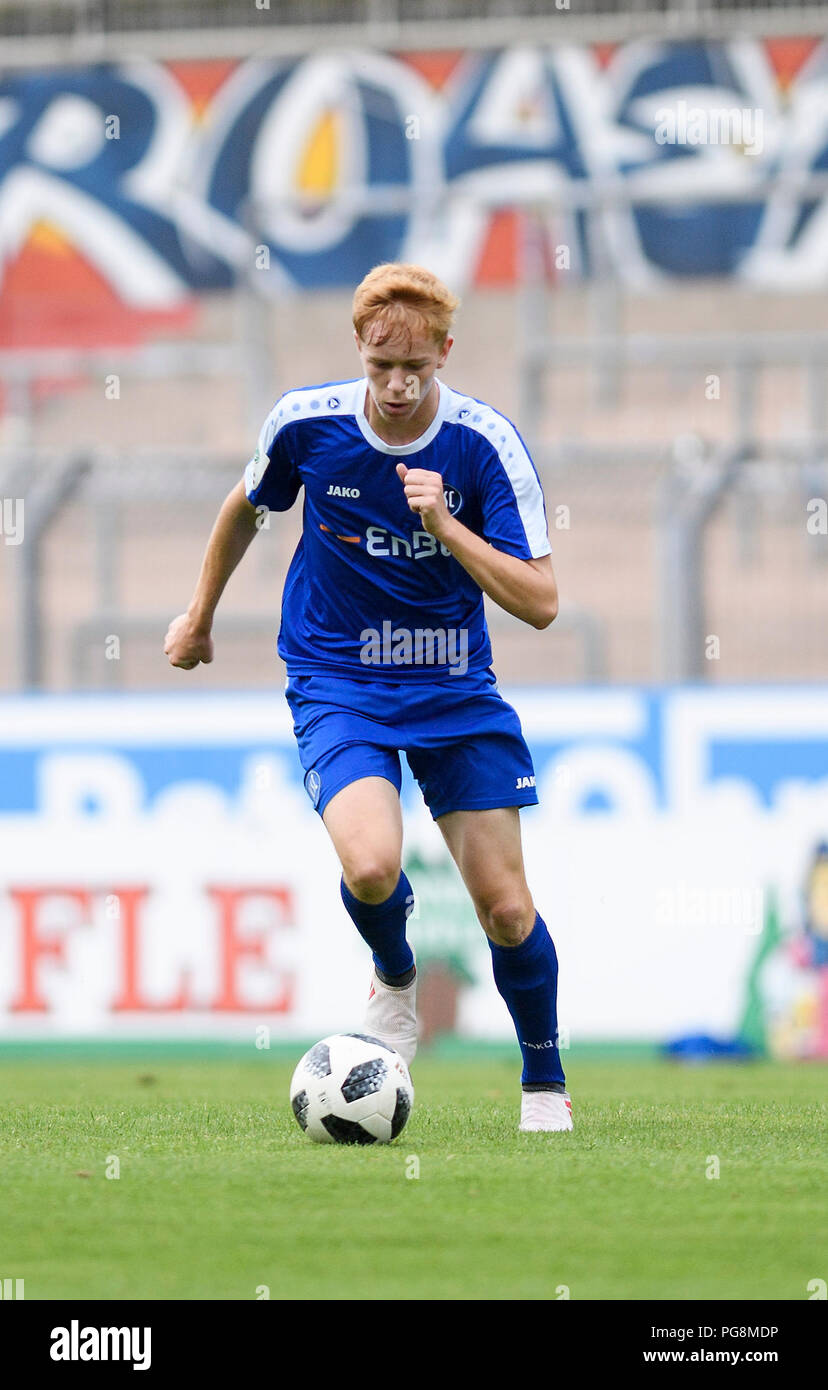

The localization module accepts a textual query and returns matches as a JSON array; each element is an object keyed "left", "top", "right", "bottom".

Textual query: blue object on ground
[{"left": 661, "top": 1033, "right": 760, "bottom": 1063}]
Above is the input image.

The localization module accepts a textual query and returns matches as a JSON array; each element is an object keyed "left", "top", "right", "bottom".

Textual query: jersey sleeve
[
  {"left": 243, "top": 398, "right": 302, "bottom": 512},
  {"left": 476, "top": 424, "right": 551, "bottom": 560}
]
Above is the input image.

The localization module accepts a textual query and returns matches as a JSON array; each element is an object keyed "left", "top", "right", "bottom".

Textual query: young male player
[{"left": 164, "top": 263, "right": 571, "bottom": 1132}]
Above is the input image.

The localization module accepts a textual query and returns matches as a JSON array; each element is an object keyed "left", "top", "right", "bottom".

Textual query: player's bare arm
[
  {"left": 164, "top": 479, "right": 259, "bottom": 668},
  {"left": 396, "top": 462, "right": 558, "bottom": 630}
]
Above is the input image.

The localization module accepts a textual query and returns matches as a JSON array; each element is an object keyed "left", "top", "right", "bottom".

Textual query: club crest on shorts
[{"left": 305, "top": 769, "right": 322, "bottom": 806}]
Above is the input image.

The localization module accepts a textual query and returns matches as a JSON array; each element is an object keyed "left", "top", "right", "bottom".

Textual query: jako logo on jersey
[
  {"left": 516, "top": 775, "right": 536, "bottom": 789},
  {"left": 327, "top": 485, "right": 361, "bottom": 498}
]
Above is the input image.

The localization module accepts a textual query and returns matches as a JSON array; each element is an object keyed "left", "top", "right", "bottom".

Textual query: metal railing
[
  {"left": 2, "top": 0, "right": 828, "bottom": 65},
  {"left": 3, "top": 0, "right": 828, "bottom": 29}
]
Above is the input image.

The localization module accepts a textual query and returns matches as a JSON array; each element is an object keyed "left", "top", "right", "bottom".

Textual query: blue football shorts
[{"left": 284, "top": 671, "right": 539, "bottom": 821}]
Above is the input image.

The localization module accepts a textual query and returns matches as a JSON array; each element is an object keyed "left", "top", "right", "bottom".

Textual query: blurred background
[{"left": 1, "top": 0, "right": 827, "bottom": 1058}]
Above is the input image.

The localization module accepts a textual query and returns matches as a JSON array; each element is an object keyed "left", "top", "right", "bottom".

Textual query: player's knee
[
  {"left": 343, "top": 858, "right": 401, "bottom": 905},
  {"left": 478, "top": 895, "right": 534, "bottom": 947}
]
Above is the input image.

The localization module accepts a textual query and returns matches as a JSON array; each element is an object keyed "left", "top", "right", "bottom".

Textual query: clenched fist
[
  {"left": 396, "top": 462, "right": 452, "bottom": 540},
  {"left": 164, "top": 613, "right": 214, "bottom": 670}
]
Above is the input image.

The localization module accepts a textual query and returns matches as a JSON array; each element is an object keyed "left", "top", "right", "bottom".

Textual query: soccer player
[{"left": 164, "top": 263, "right": 571, "bottom": 1132}]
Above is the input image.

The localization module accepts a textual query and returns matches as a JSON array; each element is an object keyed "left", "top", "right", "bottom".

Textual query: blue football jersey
[{"left": 243, "top": 375, "right": 551, "bottom": 681}]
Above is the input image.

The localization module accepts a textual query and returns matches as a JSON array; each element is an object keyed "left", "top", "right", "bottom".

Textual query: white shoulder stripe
[
  {"left": 264, "top": 380, "right": 361, "bottom": 445},
  {"left": 443, "top": 388, "right": 551, "bottom": 557},
  {"left": 246, "top": 380, "right": 362, "bottom": 493}
]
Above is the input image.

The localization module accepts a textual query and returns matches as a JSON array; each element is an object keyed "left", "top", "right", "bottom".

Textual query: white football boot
[
  {"left": 363, "top": 959, "right": 418, "bottom": 1067},
  {"left": 519, "top": 1089, "right": 573, "bottom": 1132}
]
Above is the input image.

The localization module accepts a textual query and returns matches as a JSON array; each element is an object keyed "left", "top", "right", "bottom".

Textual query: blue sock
[
  {"left": 488, "top": 912, "right": 566, "bottom": 1088},
  {"left": 340, "top": 871, "right": 415, "bottom": 980}
]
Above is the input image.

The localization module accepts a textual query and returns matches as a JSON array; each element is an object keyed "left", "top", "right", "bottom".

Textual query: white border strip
[{"left": 0, "top": 688, "right": 646, "bottom": 744}]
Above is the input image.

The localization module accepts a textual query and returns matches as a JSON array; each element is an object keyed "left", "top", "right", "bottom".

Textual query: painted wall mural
[{"left": 0, "top": 38, "right": 826, "bottom": 346}]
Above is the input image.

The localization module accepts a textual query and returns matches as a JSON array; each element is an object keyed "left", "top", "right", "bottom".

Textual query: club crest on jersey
[
  {"left": 327, "top": 485, "right": 360, "bottom": 498},
  {"left": 443, "top": 486, "right": 463, "bottom": 515},
  {"left": 305, "top": 769, "right": 322, "bottom": 807}
]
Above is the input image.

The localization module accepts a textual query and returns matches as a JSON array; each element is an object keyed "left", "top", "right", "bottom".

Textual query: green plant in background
[
  {"left": 403, "top": 849, "right": 480, "bottom": 1043},
  {"left": 735, "top": 886, "right": 784, "bottom": 1056}
]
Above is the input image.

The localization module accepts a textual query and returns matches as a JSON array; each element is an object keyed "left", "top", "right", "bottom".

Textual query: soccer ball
[{"left": 289, "top": 1032, "right": 414, "bottom": 1145}]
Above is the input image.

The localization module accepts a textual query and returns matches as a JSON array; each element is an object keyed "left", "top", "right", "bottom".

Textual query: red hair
[{"left": 353, "top": 262, "right": 459, "bottom": 351}]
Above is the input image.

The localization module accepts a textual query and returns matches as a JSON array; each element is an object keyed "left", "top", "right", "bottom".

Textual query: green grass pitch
[{"left": 1, "top": 1047, "right": 825, "bottom": 1301}]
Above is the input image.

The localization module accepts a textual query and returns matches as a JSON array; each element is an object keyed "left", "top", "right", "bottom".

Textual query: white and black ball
[{"left": 289, "top": 1033, "right": 414, "bottom": 1145}]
